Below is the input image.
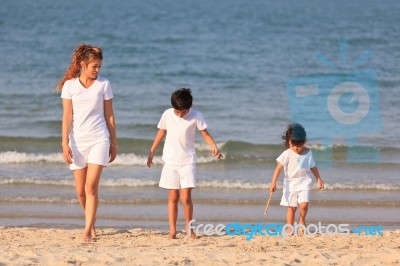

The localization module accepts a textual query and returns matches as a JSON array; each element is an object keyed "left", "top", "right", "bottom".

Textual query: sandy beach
[{"left": 0, "top": 227, "right": 399, "bottom": 266}]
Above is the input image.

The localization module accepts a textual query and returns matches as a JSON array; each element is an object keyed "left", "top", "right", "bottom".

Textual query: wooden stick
[{"left": 263, "top": 192, "right": 273, "bottom": 215}]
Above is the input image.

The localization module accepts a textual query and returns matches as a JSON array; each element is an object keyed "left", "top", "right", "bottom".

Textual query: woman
[{"left": 57, "top": 44, "right": 117, "bottom": 243}]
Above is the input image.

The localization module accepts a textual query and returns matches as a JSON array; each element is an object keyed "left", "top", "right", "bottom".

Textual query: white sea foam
[
  {"left": 0, "top": 151, "right": 64, "bottom": 163},
  {"left": 195, "top": 141, "right": 227, "bottom": 151},
  {"left": 0, "top": 196, "right": 78, "bottom": 204},
  {"left": 1, "top": 177, "right": 398, "bottom": 191},
  {"left": 0, "top": 151, "right": 219, "bottom": 165},
  {"left": 100, "top": 178, "right": 158, "bottom": 187}
]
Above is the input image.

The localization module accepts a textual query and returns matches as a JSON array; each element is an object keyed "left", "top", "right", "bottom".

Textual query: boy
[{"left": 147, "top": 88, "right": 223, "bottom": 239}]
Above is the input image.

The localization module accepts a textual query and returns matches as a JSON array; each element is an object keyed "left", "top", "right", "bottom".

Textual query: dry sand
[{"left": 0, "top": 227, "right": 399, "bottom": 265}]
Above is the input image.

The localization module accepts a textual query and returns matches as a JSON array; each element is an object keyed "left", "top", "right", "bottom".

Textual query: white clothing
[
  {"left": 61, "top": 76, "right": 113, "bottom": 142},
  {"left": 276, "top": 148, "right": 316, "bottom": 192},
  {"left": 69, "top": 138, "right": 110, "bottom": 170},
  {"left": 280, "top": 190, "right": 310, "bottom": 207},
  {"left": 157, "top": 108, "right": 207, "bottom": 165},
  {"left": 159, "top": 164, "right": 196, "bottom": 189}
]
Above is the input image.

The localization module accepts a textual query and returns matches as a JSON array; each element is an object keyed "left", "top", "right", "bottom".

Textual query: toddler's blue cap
[{"left": 291, "top": 123, "right": 306, "bottom": 141}]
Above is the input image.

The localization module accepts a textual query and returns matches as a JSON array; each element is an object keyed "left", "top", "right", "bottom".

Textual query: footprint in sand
[
  {"left": 216, "top": 243, "right": 236, "bottom": 248},
  {"left": 187, "top": 242, "right": 209, "bottom": 247},
  {"left": 165, "top": 243, "right": 180, "bottom": 247}
]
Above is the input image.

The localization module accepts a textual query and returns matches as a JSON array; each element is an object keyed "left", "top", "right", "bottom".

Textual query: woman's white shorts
[
  {"left": 69, "top": 138, "right": 110, "bottom": 170},
  {"left": 280, "top": 190, "right": 310, "bottom": 207},
  {"left": 159, "top": 164, "right": 196, "bottom": 189}
]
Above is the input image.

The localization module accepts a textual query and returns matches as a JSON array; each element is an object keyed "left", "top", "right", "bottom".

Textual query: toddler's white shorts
[{"left": 280, "top": 190, "right": 310, "bottom": 207}]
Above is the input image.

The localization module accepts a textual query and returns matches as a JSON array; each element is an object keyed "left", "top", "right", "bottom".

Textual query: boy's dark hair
[
  {"left": 282, "top": 123, "right": 307, "bottom": 148},
  {"left": 171, "top": 88, "right": 193, "bottom": 110}
]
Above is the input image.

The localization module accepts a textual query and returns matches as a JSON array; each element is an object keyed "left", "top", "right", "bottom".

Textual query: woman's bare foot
[
  {"left": 83, "top": 236, "right": 94, "bottom": 243},
  {"left": 90, "top": 218, "right": 97, "bottom": 239},
  {"left": 83, "top": 231, "right": 94, "bottom": 243},
  {"left": 91, "top": 225, "right": 96, "bottom": 239}
]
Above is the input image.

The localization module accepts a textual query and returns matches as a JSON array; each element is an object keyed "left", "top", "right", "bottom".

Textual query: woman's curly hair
[{"left": 56, "top": 44, "right": 102, "bottom": 91}]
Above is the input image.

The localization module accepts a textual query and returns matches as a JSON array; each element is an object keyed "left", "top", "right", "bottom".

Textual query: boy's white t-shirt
[
  {"left": 158, "top": 108, "right": 207, "bottom": 165},
  {"left": 277, "top": 148, "right": 316, "bottom": 191},
  {"left": 61, "top": 77, "right": 113, "bottom": 142}
]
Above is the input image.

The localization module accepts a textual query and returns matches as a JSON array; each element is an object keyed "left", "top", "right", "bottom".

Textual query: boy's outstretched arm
[
  {"left": 147, "top": 129, "right": 166, "bottom": 167},
  {"left": 311, "top": 167, "right": 324, "bottom": 190},
  {"left": 200, "top": 129, "right": 223, "bottom": 159},
  {"left": 270, "top": 163, "right": 283, "bottom": 193}
]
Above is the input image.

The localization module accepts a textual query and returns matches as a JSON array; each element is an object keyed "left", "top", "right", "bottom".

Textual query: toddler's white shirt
[{"left": 277, "top": 148, "right": 316, "bottom": 191}]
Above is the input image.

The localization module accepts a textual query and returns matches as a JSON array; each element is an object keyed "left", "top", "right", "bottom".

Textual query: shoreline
[{"left": 1, "top": 227, "right": 399, "bottom": 265}]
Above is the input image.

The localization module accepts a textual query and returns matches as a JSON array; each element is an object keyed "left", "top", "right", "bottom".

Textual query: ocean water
[{"left": 1, "top": 0, "right": 400, "bottom": 230}]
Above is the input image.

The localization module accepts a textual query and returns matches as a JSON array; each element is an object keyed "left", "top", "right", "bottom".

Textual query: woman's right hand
[{"left": 62, "top": 144, "right": 73, "bottom": 164}]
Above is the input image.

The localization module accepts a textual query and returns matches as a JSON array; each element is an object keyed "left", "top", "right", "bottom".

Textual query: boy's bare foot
[
  {"left": 189, "top": 229, "right": 198, "bottom": 239},
  {"left": 169, "top": 232, "right": 177, "bottom": 239}
]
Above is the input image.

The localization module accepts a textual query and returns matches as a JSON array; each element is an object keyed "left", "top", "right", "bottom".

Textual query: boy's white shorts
[
  {"left": 69, "top": 138, "right": 110, "bottom": 170},
  {"left": 280, "top": 190, "right": 310, "bottom": 207},
  {"left": 159, "top": 164, "right": 196, "bottom": 189}
]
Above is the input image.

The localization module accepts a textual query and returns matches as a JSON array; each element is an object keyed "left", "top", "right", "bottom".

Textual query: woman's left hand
[{"left": 109, "top": 145, "right": 118, "bottom": 163}]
